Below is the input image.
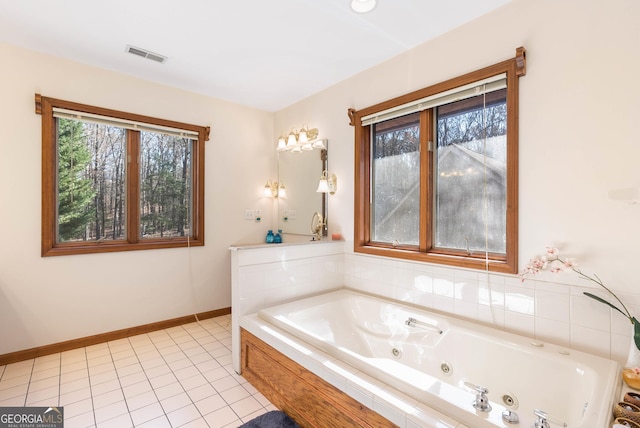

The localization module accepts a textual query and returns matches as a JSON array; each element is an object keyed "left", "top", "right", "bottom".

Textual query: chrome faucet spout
[{"left": 405, "top": 317, "right": 443, "bottom": 334}]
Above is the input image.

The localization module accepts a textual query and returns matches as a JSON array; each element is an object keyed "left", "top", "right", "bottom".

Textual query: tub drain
[
  {"left": 440, "top": 362, "right": 452, "bottom": 376},
  {"left": 391, "top": 348, "right": 401, "bottom": 358}
]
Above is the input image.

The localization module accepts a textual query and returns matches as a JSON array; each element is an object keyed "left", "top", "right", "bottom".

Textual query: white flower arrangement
[{"left": 521, "top": 247, "right": 639, "bottom": 350}]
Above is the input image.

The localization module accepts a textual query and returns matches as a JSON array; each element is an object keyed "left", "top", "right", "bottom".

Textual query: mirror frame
[
  {"left": 276, "top": 142, "right": 328, "bottom": 238},
  {"left": 320, "top": 147, "right": 328, "bottom": 238}
]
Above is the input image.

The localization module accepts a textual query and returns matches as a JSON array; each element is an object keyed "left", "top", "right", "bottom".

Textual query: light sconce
[
  {"left": 316, "top": 170, "right": 337, "bottom": 195},
  {"left": 276, "top": 126, "right": 325, "bottom": 152},
  {"left": 263, "top": 180, "right": 287, "bottom": 198},
  {"left": 350, "top": 0, "right": 377, "bottom": 13}
]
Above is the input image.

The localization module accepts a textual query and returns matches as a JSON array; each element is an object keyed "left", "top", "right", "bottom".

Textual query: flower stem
[{"left": 561, "top": 259, "right": 633, "bottom": 322}]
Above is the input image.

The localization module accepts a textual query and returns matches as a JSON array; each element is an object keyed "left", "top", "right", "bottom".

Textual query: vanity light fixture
[
  {"left": 286, "top": 131, "right": 298, "bottom": 150},
  {"left": 263, "top": 180, "right": 276, "bottom": 198},
  {"left": 312, "top": 139, "right": 326, "bottom": 149},
  {"left": 263, "top": 180, "right": 287, "bottom": 198},
  {"left": 278, "top": 183, "right": 287, "bottom": 198},
  {"left": 350, "top": 0, "right": 376, "bottom": 13},
  {"left": 276, "top": 126, "right": 323, "bottom": 152},
  {"left": 316, "top": 170, "right": 337, "bottom": 195},
  {"left": 298, "top": 127, "right": 308, "bottom": 143}
]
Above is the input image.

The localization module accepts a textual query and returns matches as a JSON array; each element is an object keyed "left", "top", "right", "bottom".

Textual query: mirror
[{"left": 277, "top": 143, "right": 328, "bottom": 237}]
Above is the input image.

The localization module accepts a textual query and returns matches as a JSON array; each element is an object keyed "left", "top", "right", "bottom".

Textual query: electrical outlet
[
  {"left": 244, "top": 210, "right": 255, "bottom": 220},
  {"left": 285, "top": 209, "right": 297, "bottom": 220}
]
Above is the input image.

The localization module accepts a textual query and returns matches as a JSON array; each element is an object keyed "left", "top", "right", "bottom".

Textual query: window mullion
[
  {"left": 419, "top": 110, "right": 432, "bottom": 252},
  {"left": 127, "top": 130, "right": 140, "bottom": 244},
  {"left": 351, "top": 48, "right": 524, "bottom": 273}
]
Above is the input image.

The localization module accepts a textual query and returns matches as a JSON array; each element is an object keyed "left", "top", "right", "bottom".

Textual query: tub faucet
[
  {"left": 532, "top": 409, "right": 567, "bottom": 428},
  {"left": 533, "top": 409, "right": 550, "bottom": 428},
  {"left": 404, "top": 317, "right": 443, "bottom": 334},
  {"left": 464, "top": 382, "right": 492, "bottom": 412}
]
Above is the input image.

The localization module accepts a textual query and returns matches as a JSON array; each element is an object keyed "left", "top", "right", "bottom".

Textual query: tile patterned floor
[{"left": 0, "top": 315, "right": 276, "bottom": 427}]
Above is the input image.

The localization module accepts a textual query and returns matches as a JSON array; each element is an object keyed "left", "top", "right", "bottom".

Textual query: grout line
[
  {"left": 21, "top": 359, "right": 36, "bottom": 407},
  {"left": 84, "top": 347, "right": 98, "bottom": 428},
  {"left": 55, "top": 353, "right": 61, "bottom": 407},
  {"left": 128, "top": 331, "right": 169, "bottom": 426},
  {"left": 0, "top": 316, "right": 264, "bottom": 427},
  {"left": 105, "top": 338, "right": 134, "bottom": 427}
]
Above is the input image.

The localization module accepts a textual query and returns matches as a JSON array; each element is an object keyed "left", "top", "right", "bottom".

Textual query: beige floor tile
[{"left": 0, "top": 316, "right": 271, "bottom": 427}]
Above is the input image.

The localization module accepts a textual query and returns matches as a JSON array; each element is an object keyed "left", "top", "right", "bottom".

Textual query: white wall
[
  {"left": 275, "top": 0, "right": 640, "bottom": 361},
  {"left": 0, "top": 42, "right": 277, "bottom": 355},
  {"left": 3, "top": 0, "right": 640, "bottom": 362}
]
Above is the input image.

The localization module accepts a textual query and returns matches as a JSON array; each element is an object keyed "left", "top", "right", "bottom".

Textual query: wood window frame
[
  {"left": 349, "top": 47, "right": 526, "bottom": 274},
  {"left": 36, "top": 94, "right": 210, "bottom": 257}
]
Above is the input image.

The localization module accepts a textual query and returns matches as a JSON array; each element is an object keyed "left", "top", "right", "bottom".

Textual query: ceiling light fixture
[{"left": 350, "top": 0, "right": 377, "bottom": 13}]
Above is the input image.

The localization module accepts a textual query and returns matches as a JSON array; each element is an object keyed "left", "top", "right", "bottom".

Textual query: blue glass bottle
[
  {"left": 274, "top": 230, "right": 282, "bottom": 244},
  {"left": 266, "top": 230, "right": 274, "bottom": 244}
]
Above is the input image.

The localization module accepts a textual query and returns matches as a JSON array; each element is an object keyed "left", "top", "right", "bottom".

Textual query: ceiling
[{"left": 0, "top": 0, "right": 513, "bottom": 112}]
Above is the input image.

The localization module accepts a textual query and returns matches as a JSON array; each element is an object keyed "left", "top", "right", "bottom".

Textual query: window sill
[
  {"left": 354, "top": 244, "right": 516, "bottom": 274},
  {"left": 42, "top": 239, "right": 203, "bottom": 257}
]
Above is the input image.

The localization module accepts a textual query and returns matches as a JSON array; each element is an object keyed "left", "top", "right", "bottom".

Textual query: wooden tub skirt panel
[{"left": 240, "top": 328, "right": 397, "bottom": 428}]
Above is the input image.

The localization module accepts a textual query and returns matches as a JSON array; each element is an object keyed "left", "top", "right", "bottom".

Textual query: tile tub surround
[
  {"left": 229, "top": 240, "right": 345, "bottom": 373},
  {"left": 231, "top": 240, "right": 637, "bottom": 366},
  {"left": 344, "top": 252, "right": 638, "bottom": 364}
]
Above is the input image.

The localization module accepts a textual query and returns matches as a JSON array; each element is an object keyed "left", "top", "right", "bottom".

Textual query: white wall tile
[
  {"left": 504, "top": 311, "right": 534, "bottom": 338},
  {"left": 414, "top": 273, "right": 434, "bottom": 294},
  {"left": 535, "top": 289, "right": 570, "bottom": 323},
  {"left": 570, "top": 293, "right": 610, "bottom": 331},
  {"left": 534, "top": 317, "right": 570, "bottom": 346},
  {"left": 432, "top": 295, "right": 455, "bottom": 314},
  {"left": 234, "top": 247, "right": 633, "bottom": 370},
  {"left": 504, "top": 284, "right": 535, "bottom": 315},
  {"left": 453, "top": 299, "right": 478, "bottom": 320},
  {"left": 570, "top": 324, "right": 611, "bottom": 357},
  {"left": 433, "top": 275, "right": 455, "bottom": 298},
  {"left": 477, "top": 305, "right": 504, "bottom": 329}
]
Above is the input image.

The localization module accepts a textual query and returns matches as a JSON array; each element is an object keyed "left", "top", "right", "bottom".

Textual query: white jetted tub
[{"left": 254, "top": 289, "right": 620, "bottom": 428}]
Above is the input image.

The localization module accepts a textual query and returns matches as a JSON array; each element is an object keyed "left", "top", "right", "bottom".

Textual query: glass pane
[
  {"left": 56, "top": 118, "right": 126, "bottom": 242},
  {"left": 371, "top": 112, "right": 420, "bottom": 245},
  {"left": 435, "top": 88, "right": 507, "bottom": 254},
  {"left": 139, "top": 131, "right": 193, "bottom": 239}
]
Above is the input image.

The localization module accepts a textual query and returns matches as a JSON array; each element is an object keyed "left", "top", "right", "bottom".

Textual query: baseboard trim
[{"left": 0, "top": 307, "right": 231, "bottom": 366}]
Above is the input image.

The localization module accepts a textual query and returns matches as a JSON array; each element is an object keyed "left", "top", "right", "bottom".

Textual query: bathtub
[{"left": 251, "top": 289, "right": 620, "bottom": 428}]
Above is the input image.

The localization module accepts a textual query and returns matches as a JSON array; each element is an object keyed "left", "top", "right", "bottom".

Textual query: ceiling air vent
[{"left": 125, "top": 45, "right": 167, "bottom": 64}]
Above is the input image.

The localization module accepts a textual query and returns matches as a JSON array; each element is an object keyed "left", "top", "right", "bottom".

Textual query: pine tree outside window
[{"left": 36, "top": 94, "right": 209, "bottom": 256}]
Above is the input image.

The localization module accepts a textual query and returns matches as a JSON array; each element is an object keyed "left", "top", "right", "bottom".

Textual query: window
[
  {"left": 36, "top": 94, "right": 210, "bottom": 256},
  {"left": 350, "top": 48, "right": 526, "bottom": 273}
]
